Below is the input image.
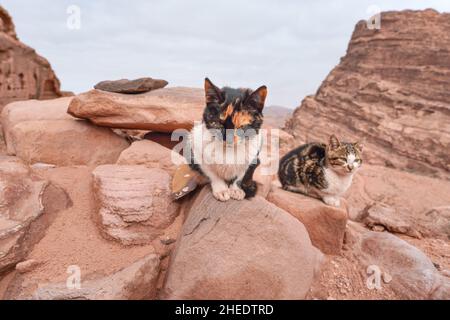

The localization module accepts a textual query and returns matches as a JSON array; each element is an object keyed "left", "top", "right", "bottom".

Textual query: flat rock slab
[
  {"left": 162, "top": 187, "right": 323, "bottom": 300},
  {"left": 267, "top": 186, "right": 348, "bottom": 255},
  {"left": 347, "top": 164, "right": 450, "bottom": 240},
  {"left": 9, "top": 119, "right": 129, "bottom": 166},
  {"left": 94, "top": 77, "right": 168, "bottom": 94},
  {"left": 92, "top": 165, "right": 180, "bottom": 245},
  {"left": 9, "top": 254, "right": 160, "bottom": 300},
  {"left": 1, "top": 97, "right": 74, "bottom": 155},
  {"left": 68, "top": 87, "right": 204, "bottom": 132}
]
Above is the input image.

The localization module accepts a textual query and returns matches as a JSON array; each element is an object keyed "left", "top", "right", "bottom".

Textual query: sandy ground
[
  {"left": 307, "top": 247, "right": 400, "bottom": 300},
  {"left": 1, "top": 165, "right": 158, "bottom": 298}
]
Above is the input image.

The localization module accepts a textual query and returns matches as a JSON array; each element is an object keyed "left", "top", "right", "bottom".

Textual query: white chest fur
[
  {"left": 190, "top": 123, "right": 261, "bottom": 181},
  {"left": 322, "top": 167, "right": 354, "bottom": 196}
]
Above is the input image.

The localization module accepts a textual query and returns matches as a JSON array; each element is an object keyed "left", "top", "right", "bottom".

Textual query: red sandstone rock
[
  {"left": 0, "top": 6, "right": 61, "bottom": 109},
  {"left": 9, "top": 119, "right": 129, "bottom": 166},
  {"left": 10, "top": 254, "right": 160, "bottom": 300},
  {"left": 68, "top": 87, "right": 204, "bottom": 132},
  {"left": 162, "top": 187, "right": 323, "bottom": 300},
  {"left": 0, "top": 156, "right": 70, "bottom": 274},
  {"left": 92, "top": 165, "right": 180, "bottom": 246},
  {"left": 285, "top": 10, "right": 450, "bottom": 179},
  {"left": 348, "top": 225, "right": 450, "bottom": 299},
  {"left": 267, "top": 186, "right": 348, "bottom": 255},
  {"left": 116, "top": 140, "right": 185, "bottom": 175},
  {"left": 1, "top": 97, "right": 74, "bottom": 155},
  {"left": 347, "top": 164, "right": 450, "bottom": 240}
]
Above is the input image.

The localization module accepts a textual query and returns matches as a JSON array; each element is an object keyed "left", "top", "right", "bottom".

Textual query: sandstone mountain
[
  {"left": 285, "top": 9, "right": 450, "bottom": 180},
  {"left": 0, "top": 6, "right": 62, "bottom": 109}
]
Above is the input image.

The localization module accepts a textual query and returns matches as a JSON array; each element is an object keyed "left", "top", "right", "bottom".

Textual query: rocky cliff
[
  {"left": 285, "top": 9, "right": 450, "bottom": 179},
  {"left": 0, "top": 6, "right": 61, "bottom": 109}
]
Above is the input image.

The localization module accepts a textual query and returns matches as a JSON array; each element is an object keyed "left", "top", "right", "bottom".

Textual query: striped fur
[{"left": 278, "top": 135, "right": 363, "bottom": 207}]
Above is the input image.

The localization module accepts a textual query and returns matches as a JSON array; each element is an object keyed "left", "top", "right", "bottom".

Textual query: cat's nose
[{"left": 347, "top": 164, "right": 354, "bottom": 172}]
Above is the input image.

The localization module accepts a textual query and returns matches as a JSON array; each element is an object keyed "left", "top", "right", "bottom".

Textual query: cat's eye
[{"left": 330, "top": 157, "right": 346, "bottom": 162}]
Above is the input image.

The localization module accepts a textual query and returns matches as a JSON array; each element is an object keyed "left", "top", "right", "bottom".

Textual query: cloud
[{"left": 2, "top": 0, "right": 450, "bottom": 107}]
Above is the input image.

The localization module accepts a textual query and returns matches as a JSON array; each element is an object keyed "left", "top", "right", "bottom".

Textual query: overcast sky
[{"left": 2, "top": 0, "right": 449, "bottom": 107}]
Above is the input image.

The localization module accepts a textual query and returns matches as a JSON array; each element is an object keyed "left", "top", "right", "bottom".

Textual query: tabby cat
[
  {"left": 278, "top": 135, "right": 363, "bottom": 207},
  {"left": 186, "top": 78, "right": 267, "bottom": 202}
]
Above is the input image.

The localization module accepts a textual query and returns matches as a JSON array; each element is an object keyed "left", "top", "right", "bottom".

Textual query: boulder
[
  {"left": 94, "top": 77, "right": 168, "bottom": 94},
  {"left": 284, "top": 10, "right": 450, "bottom": 179},
  {"left": 162, "top": 187, "right": 323, "bottom": 300},
  {"left": 92, "top": 165, "right": 180, "bottom": 245},
  {"left": 68, "top": 87, "right": 204, "bottom": 132},
  {"left": 0, "top": 6, "right": 61, "bottom": 109},
  {"left": 267, "top": 186, "right": 348, "bottom": 255},
  {"left": 12, "top": 254, "right": 160, "bottom": 300},
  {"left": 1, "top": 97, "right": 74, "bottom": 154},
  {"left": 0, "top": 156, "right": 70, "bottom": 274},
  {"left": 347, "top": 165, "right": 450, "bottom": 240},
  {"left": 117, "top": 140, "right": 185, "bottom": 175},
  {"left": 8, "top": 119, "right": 129, "bottom": 166},
  {"left": 352, "top": 228, "right": 450, "bottom": 299}
]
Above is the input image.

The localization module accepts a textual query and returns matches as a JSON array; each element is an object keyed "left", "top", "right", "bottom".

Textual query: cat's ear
[
  {"left": 204, "top": 78, "right": 223, "bottom": 104},
  {"left": 329, "top": 135, "right": 341, "bottom": 150},
  {"left": 354, "top": 141, "right": 364, "bottom": 152},
  {"left": 248, "top": 85, "right": 268, "bottom": 111}
]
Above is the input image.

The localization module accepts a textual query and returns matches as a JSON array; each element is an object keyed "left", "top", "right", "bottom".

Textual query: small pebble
[{"left": 16, "top": 259, "right": 40, "bottom": 273}]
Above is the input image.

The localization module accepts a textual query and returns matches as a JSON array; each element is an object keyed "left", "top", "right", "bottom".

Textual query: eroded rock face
[
  {"left": 0, "top": 157, "right": 45, "bottom": 273},
  {"left": 8, "top": 254, "right": 160, "bottom": 300},
  {"left": 0, "top": 6, "right": 61, "bottom": 109},
  {"left": 68, "top": 87, "right": 204, "bottom": 132},
  {"left": 0, "top": 156, "right": 70, "bottom": 274},
  {"left": 162, "top": 187, "right": 323, "bottom": 300},
  {"left": 92, "top": 165, "right": 180, "bottom": 246},
  {"left": 285, "top": 10, "right": 450, "bottom": 179}
]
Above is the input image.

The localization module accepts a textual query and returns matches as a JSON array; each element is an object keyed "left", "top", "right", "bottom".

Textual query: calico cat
[
  {"left": 278, "top": 135, "right": 363, "bottom": 207},
  {"left": 186, "top": 78, "right": 267, "bottom": 202}
]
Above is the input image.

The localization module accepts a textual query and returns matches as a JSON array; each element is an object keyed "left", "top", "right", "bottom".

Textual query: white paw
[
  {"left": 211, "top": 181, "right": 230, "bottom": 202},
  {"left": 323, "top": 196, "right": 341, "bottom": 207},
  {"left": 213, "top": 189, "right": 231, "bottom": 202},
  {"left": 229, "top": 186, "right": 246, "bottom": 200}
]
